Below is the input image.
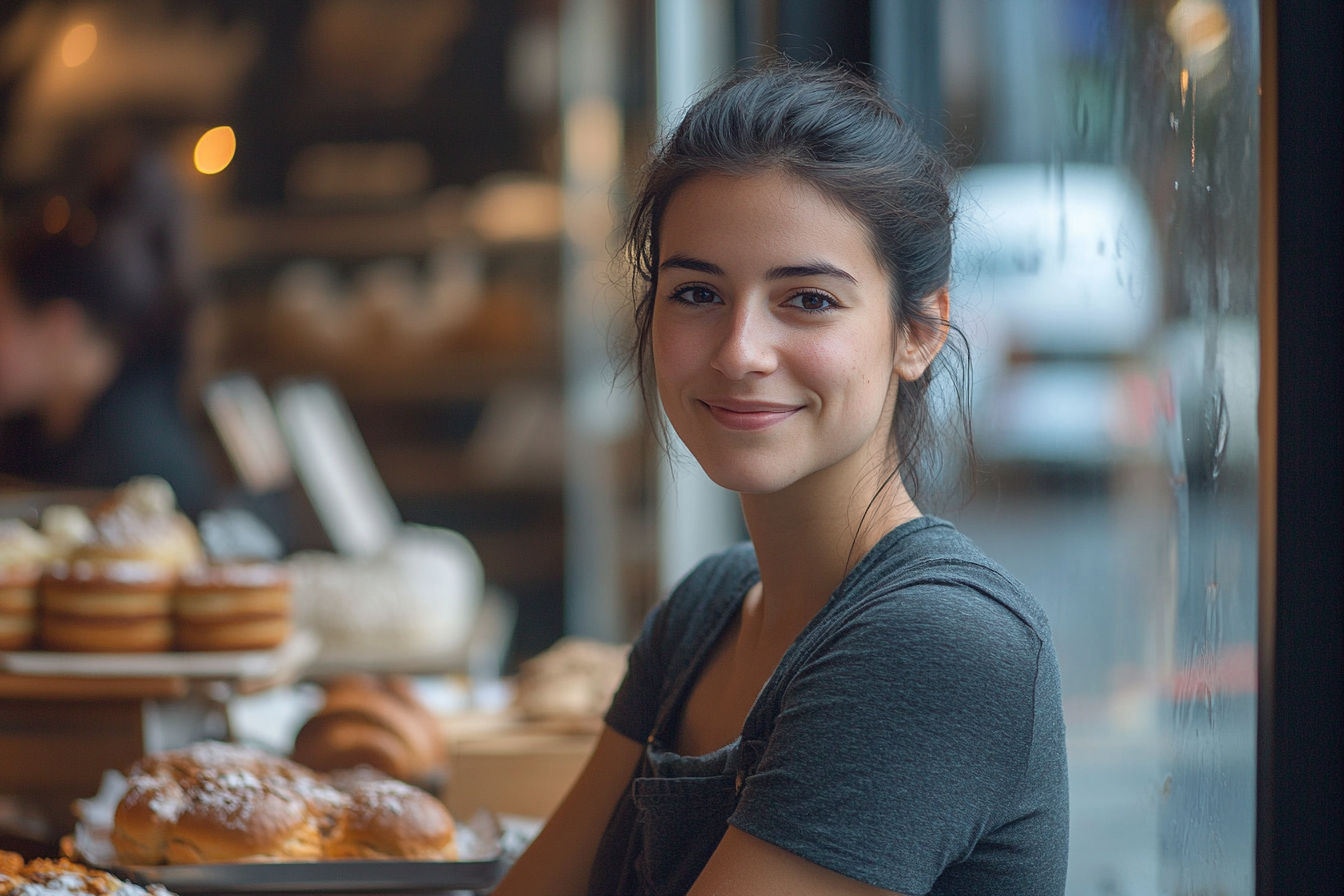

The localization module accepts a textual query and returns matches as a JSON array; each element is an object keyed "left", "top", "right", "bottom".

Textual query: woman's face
[{"left": 652, "top": 170, "right": 915, "bottom": 495}]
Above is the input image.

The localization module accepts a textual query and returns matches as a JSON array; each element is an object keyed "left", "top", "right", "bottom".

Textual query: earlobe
[{"left": 893, "top": 286, "right": 950, "bottom": 382}]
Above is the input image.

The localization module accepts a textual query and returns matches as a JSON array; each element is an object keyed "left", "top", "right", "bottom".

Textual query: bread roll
[
  {"left": 112, "top": 741, "right": 457, "bottom": 866},
  {"left": 327, "top": 778, "right": 456, "bottom": 860},
  {"left": 291, "top": 676, "right": 444, "bottom": 782},
  {"left": 164, "top": 769, "right": 322, "bottom": 863},
  {"left": 111, "top": 775, "right": 187, "bottom": 865}
]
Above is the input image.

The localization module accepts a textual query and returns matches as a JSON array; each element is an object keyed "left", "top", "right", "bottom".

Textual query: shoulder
[{"left": 844, "top": 517, "right": 1054, "bottom": 658}]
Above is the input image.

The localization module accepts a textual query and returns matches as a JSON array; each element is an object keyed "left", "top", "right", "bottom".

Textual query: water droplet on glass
[{"left": 1207, "top": 388, "right": 1229, "bottom": 481}]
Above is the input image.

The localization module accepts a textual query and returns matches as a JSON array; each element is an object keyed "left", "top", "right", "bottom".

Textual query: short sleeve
[
  {"left": 604, "top": 543, "right": 758, "bottom": 746},
  {"left": 729, "top": 584, "right": 1043, "bottom": 895},
  {"left": 603, "top": 597, "right": 672, "bottom": 744}
]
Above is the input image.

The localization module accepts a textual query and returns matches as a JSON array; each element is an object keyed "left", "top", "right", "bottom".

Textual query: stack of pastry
[
  {"left": 0, "top": 851, "right": 175, "bottom": 894},
  {"left": 0, "top": 520, "right": 49, "bottom": 651},
  {"left": 111, "top": 742, "right": 457, "bottom": 865},
  {"left": 41, "top": 478, "right": 202, "bottom": 653},
  {"left": 291, "top": 675, "right": 446, "bottom": 785},
  {"left": 173, "top": 563, "right": 292, "bottom": 652}
]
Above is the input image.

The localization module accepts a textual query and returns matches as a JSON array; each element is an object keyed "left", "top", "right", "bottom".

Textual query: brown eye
[
  {"left": 671, "top": 285, "right": 721, "bottom": 305},
  {"left": 785, "top": 291, "right": 838, "bottom": 312}
]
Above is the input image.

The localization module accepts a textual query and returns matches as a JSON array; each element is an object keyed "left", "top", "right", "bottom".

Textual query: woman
[
  {"left": 498, "top": 65, "right": 1067, "bottom": 896},
  {"left": 0, "top": 149, "right": 215, "bottom": 517}
]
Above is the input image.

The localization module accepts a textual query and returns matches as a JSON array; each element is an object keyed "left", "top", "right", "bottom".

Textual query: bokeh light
[
  {"left": 194, "top": 126, "right": 237, "bottom": 175},
  {"left": 42, "top": 196, "right": 71, "bottom": 234},
  {"left": 61, "top": 23, "right": 97, "bottom": 67}
]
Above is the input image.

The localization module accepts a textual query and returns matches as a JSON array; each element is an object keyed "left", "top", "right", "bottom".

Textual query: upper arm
[
  {"left": 491, "top": 724, "right": 644, "bottom": 896},
  {"left": 689, "top": 827, "right": 906, "bottom": 896}
]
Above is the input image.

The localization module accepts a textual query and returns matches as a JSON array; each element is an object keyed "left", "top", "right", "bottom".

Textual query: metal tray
[{"left": 113, "top": 857, "right": 505, "bottom": 894}]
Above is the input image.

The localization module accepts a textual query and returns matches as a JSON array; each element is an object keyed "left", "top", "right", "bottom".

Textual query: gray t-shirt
[{"left": 601, "top": 516, "right": 1068, "bottom": 895}]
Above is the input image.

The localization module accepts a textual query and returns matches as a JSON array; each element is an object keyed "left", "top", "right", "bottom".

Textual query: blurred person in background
[{"left": 0, "top": 145, "right": 215, "bottom": 517}]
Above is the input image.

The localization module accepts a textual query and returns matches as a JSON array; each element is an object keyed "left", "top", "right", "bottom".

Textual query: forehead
[{"left": 658, "top": 170, "right": 881, "bottom": 274}]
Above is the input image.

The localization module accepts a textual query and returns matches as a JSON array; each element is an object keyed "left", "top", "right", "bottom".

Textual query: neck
[
  {"left": 40, "top": 335, "right": 121, "bottom": 442},
  {"left": 739, "top": 446, "right": 921, "bottom": 628}
]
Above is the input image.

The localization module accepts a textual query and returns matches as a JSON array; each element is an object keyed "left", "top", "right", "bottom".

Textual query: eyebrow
[{"left": 659, "top": 254, "right": 858, "bottom": 285}]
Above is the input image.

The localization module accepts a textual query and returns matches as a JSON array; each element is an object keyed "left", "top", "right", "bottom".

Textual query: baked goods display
[
  {"left": 0, "top": 477, "right": 296, "bottom": 654},
  {"left": 291, "top": 675, "right": 447, "bottom": 784},
  {"left": 0, "top": 852, "right": 175, "bottom": 895},
  {"left": 514, "top": 637, "right": 631, "bottom": 723},
  {"left": 173, "top": 564, "right": 292, "bottom": 652},
  {"left": 110, "top": 741, "right": 457, "bottom": 865}
]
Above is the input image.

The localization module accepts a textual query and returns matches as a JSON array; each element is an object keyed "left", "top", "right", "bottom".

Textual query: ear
[{"left": 894, "top": 286, "right": 950, "bottom": 382}]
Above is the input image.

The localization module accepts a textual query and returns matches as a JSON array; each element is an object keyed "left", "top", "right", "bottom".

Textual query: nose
[{"left": 710, "top": 299, "right": 777, "bottom": 380}]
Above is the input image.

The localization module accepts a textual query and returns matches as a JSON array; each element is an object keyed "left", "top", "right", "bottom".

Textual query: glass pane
[{"left": 930, "top": 1, "right": 1260, "bottom": 892}]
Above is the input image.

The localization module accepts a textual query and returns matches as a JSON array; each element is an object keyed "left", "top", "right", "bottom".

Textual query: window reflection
[{"left": 928, "top": 1, "right": 1259, "bottom": 892}]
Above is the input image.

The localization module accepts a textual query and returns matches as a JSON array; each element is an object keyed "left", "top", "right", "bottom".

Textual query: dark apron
[{"left": 587, "top": 572, "right": 769, "bottom": 896}]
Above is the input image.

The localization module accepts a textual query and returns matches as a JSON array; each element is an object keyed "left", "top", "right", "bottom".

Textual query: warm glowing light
[
  {"left": 43, "top": 196, "right": 71, "bottom": 234},
  {"left": 61, "top": 23, "right": 97, "bottom": 67},
  {"left": 194, "top": 126, "right": 237, "bottom": 175}
]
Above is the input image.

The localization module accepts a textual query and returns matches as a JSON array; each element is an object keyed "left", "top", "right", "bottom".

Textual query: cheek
[
  {"left": 650, "top": 311, "right": 698, "bottom": 395},
  {"left": 790, "top": 327, "right": 895, "bottom": 415}
]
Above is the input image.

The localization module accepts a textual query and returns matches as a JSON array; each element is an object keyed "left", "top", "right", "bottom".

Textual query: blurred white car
[{"left": 952, "top": 164, "right": 1162, "bottom": 468}]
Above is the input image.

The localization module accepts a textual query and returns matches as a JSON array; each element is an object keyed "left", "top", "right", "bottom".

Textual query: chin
[{"left": 694, "top": 456, "right": 801, "bottom": 495}]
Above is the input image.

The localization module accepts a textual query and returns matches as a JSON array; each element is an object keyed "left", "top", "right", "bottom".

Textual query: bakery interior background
[{"left": 0, "top": 1, "right": 1262, "bottom": 895}]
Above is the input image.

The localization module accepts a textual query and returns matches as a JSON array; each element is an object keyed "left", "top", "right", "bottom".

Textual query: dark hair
[
  {"left": 4, "top": 149, "right": 200, "bottom": 365},
  {"left": 623, "top": 62, "right": 971, "bottom": 500}
]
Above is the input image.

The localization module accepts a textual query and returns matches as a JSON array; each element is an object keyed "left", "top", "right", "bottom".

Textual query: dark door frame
[{"left": 1257, "top": 0, "right": 1342, "bottom": 892}]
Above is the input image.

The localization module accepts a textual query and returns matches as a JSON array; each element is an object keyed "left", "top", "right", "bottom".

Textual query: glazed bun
[
  {"left": 328, "top": 778, "right": 456, "bottom": 860},
  {"left": 111, "top": 741, "right": 456, "bottom": 865},
  {"left": 164, "top": 769, "right": 322, "bottom": 863},
  {"left": 111, "top": 775, "right": 186, "bottom": 865}
]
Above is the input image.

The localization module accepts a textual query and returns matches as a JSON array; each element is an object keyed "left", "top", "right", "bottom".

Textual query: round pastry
[
  {"left": 174, "top": 564, "right": 292, "bottom": 652},
  {"left": 111, "top": 774, "right": 187, "bottom": 865},
  {"left": 40, "top": 560, "right": 177, "bottom": 652},
  {"left": 327, "top": 778, "right": 456, "bottom": 860},
  {"left": 291, "top": 676, "right": 444, "bottom": 781},
  {"left": 164, "top": 768, "right": 322, "bottom": 863}
]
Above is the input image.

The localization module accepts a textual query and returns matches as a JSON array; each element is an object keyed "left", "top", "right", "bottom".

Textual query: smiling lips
[{"left": 699, "top": 399, "right": 803, "bottom": 431}]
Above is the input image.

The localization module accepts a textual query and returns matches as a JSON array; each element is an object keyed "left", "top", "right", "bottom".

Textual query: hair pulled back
[{"left": 624, "top": 62, "right": 968, "bottom": 498}]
